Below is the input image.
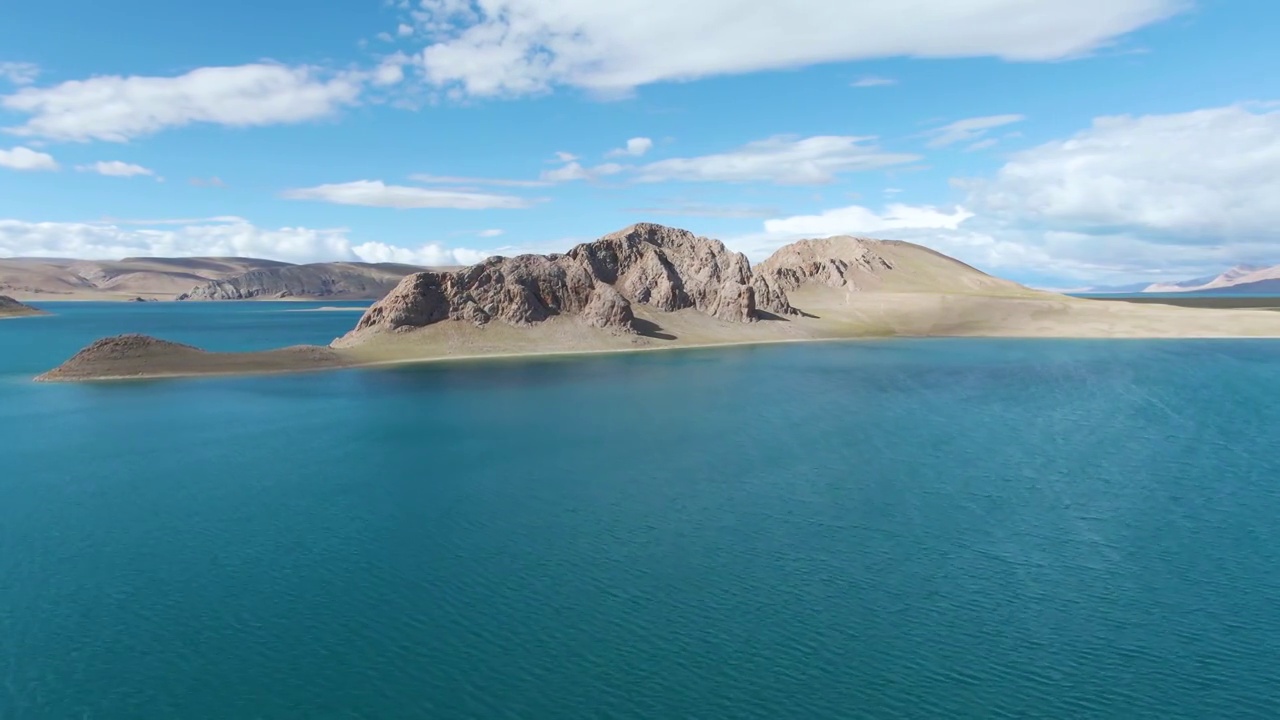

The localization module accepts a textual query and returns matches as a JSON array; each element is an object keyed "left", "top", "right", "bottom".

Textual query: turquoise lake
[{"left": 3, "top": 302, "right": 1280, "bottom": 718}]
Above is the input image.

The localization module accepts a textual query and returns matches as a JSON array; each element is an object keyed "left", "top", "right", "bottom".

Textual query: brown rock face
[
  {"left": 353, "top": 223, "right": 761, "bottom": 335},
  {"left": 751, "top": 237, "right": 895, "bottom": 314}
]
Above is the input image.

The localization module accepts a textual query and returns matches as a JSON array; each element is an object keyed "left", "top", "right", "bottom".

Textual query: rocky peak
[
  {"left": 750, "top": 236, "right": 895, "bottom": 314},
  {"left": 352, "top": 223, "right": 761, "bottom": 336}
]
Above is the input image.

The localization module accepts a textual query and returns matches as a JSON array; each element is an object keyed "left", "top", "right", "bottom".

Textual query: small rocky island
[
  {"left": 0, "top": 295, "right": 47, "bottom": 318},
  {"left": 36, "top": 223, "right": 1280, "bottom": 382}
]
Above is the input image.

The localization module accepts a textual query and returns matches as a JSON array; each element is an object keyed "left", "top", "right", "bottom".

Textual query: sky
[{"left": 0, "top": 0, "right": 1277, "bottom": 288}]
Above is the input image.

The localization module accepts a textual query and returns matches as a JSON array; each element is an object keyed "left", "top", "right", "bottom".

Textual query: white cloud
[
  {"left": 0, "top": 216, "right": 489, "bottom": 266},
  {"left": 282, "top": 180, "right": 538, "bottom": 209},
  {"left": 852, "top": 76, "right": 897, "bottom": 88},
  {"left": 397, "top": 22, "right": 415, "bottom": 37},
  {"left": 763, "top": 203, "right": 974, "bottom": 238},
  {"left": 189, "top": 176, "right": 226, "bottom": 188},
  {"left": 409, "top": 172, "right": 550, "bottom": 188},
  {"left": 412, "top": 0, "right": 1184, "bottom": 96},
  {"left": 0, "top": 61, "right": 39, "bottom": 86},
  {"left": 350, "top": 241, "right": 491, "bottom": 266},
  {"left": 477, "top": 228, "right": 505, "bottom": 237},
  {"left": 634, "top": 135, "right": 919, "bottom": 184},
  {"left": 607, "top": 137, "right": 653, "bottom": 157},
  {"left": 923, "top": 114, "right": 1025, "bottom": 148},
  {"left": 0, "top": 146, "right": 57, "bottom": 171},
  {"left": 965, "top": 138, "right": 1000, "bottom": 152},
  {"left": 540, "top": 160, "right": 625, "bottom": 182},
  {"left": 554, "top": 151, "right": 578, "bottom": 163},
  {"left": 373, "top": 54, "right": 410, "bottom": 86},
  {"left": 723, "top": 202, "right": 977, "bottom": 261},
  {"left": 966, "top": 103, "right": 1280, "bottom": 241},
  {"left": 2, "top": 63, "right": 366, "bottom": 142},
  {"left": 76, "top": 160, "right": 155, "bottom": 177}
]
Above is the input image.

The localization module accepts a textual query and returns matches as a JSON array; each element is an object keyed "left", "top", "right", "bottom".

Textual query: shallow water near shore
[{"left": 4, "top": 303, "right": 1280, "bottom": 718}]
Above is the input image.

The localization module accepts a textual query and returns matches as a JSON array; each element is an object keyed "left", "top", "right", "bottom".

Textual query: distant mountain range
[
  {"left": 0, "top": 257, "right": 453, "bottom": 301},
  {"left": 1082, "top": 265, "right": 1280, "bottom": 295}
]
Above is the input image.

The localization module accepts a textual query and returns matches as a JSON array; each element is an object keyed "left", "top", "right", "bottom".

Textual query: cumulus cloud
[
  {"left": 282, "top": 180, "right": 538, "bottom": 209},
  {"left": 634, "top": 135, "right": 919, "bottom": 184},
  {"left": 373, "top": 54, "right": 410, "bottom": 86},
  {"left": 607, "top": 137, "right": 653, "bottom": 157},
  {"left": 721, "top": 202, "right": 975, "bottom": 261},
  {"left": 2, "top": 63, "right": 366, "bottom": 142},
  {"left": 965, "top": 103, "right": 1280, "bottom": 242},
  {"left": 0, "top": 216, "right": 489, "bottom": 266},
  {"left": 540, "top": 160, "right": 625, "bottom": 182},
  {"left": 762, "top": 203, "right": 975, "bottom": 237},
  {"left": 0, "top": 61, "right": 39, "bottom": 86},
  {"left": 411, "top": 0, "right": 1184, "bottom": 96},
  {"left": 0, "top": 146, "right": 57, "bottom": 171},
  {"left": 76, "top": 160, "right": 155, "bottom": 178},
  {"left": 922, "top": 114, "right": 1025, "bottom": 148}
]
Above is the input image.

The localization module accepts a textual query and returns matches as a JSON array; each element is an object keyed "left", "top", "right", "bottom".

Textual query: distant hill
[
  {"left": 0, "top": 257, "right": 289, "bottom": 300},
  {"left": 176, "top": 262, "right": 434, "bottom": 301},
  {"left": 0, "top": 257, "right": 443, "bottom": 301},
  {"left": 1081, "top": 264, "right": 1280, "bottom": 295}
]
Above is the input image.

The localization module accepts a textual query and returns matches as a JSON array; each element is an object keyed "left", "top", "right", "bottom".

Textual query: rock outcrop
[
  {"left": 0, "top": 294, "right": 45, "bottom": 317},
  {"left": 353, "top": 223, "right": 760, "bottom": 335},
  {"left": 35, "top": 333, "right": 348, "bottom": 382},
  {"left": 751, "top": 237, "right": 897, "bottom": 315},
  {"left": 177, "top": 262, "right": 425, "bottom": 301}
]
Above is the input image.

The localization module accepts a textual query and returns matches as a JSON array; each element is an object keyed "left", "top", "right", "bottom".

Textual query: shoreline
[{"left": 32, "top": 330, "right": 1280, "bottom": 384}]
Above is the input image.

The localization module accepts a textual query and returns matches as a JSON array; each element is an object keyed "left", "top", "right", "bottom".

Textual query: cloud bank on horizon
[{"left": 0, "top": 0, "right": 1274, "bottom": 286}]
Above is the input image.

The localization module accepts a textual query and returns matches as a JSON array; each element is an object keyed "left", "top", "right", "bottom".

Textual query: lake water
[{"left": 3, "top": 303, "right": 1280, "bottom": 718}]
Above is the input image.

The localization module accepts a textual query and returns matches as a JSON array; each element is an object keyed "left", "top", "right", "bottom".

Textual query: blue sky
[{"left": 1, "top": 0, "right": 1277, "bottom": 287}]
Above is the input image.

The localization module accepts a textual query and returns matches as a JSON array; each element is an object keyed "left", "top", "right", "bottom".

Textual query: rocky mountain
[
  {"left": 353, "top": 224, "right": 762, "bottom": 335},
  {"left": 348, "top": 223, "right": 1023, "bottom": 339},
  {"left": 752, "top": 235, "right": 1024, "bottom": 301},
  {"left": 0, "top": 294, "right": 45, "bottom": 317},
  {"left": 176, "top": 262, "right": 429, "bottom": 301}
]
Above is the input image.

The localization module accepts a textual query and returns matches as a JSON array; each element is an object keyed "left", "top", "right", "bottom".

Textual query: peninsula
[
  {"left": 0, "top": 295, "right": 47, "bottom": 319},
  {"left": 36, "top": 223, "right": 1280, "bottom": 382}
]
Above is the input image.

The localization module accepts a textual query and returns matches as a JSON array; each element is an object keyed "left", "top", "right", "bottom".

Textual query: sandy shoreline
[
  {"left": 33, "top": 330, "right": 1280, "bottom": 384},
  {"left": 34, "top": 292, "right": 1280, "bottom": 383}
]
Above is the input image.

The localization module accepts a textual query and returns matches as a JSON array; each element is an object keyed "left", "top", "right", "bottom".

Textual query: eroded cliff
[{"left": 352, "top": 223, "right": 761, "bottom": 335}]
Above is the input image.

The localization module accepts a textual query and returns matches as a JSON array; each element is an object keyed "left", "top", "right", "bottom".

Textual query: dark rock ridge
[
  {"left": 354, "top": 224, "right": 765, "bottom": 334},
  {"left": 0, "top": 294, "right": 45, "bottom": 316},
  {"left": 177, "top": 262, "right": 426, "bottom": 301}
]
